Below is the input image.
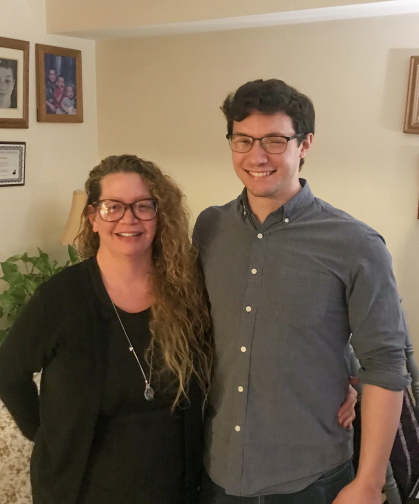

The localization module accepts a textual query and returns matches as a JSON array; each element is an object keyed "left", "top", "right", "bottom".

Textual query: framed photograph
[
  {"left": 0, "top": 37, "right": 29, "bottom": 129},
  {"left": 35, "top": 44, "right": 83, "bottom": 123},
  {"left": 0, "top": 142, "right": 26, "bottom": 186},
  {"left": 404, "top": 56, "right": 419, "bottom": 134}
]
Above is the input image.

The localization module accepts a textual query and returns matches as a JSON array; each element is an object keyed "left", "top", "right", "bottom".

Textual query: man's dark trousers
[{"left": 199, "top": 461, "right": 354, "bottom": 504}]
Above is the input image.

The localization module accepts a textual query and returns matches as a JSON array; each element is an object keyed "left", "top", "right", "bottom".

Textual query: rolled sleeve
[{"left": 347, "top": 231, "right": 410, "bottom": 391}]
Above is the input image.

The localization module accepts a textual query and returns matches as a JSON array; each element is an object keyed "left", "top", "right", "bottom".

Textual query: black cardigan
[{"left": 0, "top": 258, "right": 204, "bottom": 504}]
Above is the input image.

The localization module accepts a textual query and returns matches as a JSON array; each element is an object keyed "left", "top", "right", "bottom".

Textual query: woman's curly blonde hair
[{"left": 76, "top": 155, "right": 212, "bottom": 407}]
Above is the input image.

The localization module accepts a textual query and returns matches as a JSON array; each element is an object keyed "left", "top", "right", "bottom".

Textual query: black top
[
  {"left": 0, "top": 258, "right": 204, "bottom": 504},
  {"left": 78, "top": 307, "right": 185, "bottom": 503}
]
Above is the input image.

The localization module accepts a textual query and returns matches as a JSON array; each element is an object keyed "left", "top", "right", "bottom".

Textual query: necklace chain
[{"left": 110, "top": 298, "right": 154, "bottom": 401}]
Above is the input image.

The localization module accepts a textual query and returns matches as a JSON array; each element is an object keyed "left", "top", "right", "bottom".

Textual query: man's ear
[{"left": 299, "top": 133, "right": 313, "bottom": 160}]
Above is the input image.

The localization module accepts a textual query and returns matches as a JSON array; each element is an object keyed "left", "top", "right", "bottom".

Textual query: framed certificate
[{"left": 0, "top": 142, "right": 26, "bottom": 186}]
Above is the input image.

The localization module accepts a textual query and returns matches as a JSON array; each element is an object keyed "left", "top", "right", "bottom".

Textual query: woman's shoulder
[{"left": 37, "top": 257, "right": 94, "bottom": 297}]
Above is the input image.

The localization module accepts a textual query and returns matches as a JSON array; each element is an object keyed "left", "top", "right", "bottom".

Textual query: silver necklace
[{"left": 110, "top": 298, "right": 155, "bottom": 401}]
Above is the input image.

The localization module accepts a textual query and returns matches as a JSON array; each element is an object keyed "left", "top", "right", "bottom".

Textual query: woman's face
[
  {"left": 0, "top": 67, "right": 15, "bottom": 107},
  {"left": 89, "top": 172, "right": 157, "bottom": 261}
]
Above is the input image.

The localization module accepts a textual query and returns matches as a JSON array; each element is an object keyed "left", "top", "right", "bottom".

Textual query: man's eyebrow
[{"left": 231, "top": 131, "right": 291, "bottom": 137}]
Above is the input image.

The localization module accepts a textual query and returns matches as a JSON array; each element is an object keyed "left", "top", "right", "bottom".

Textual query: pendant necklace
[{"left": 110, "top": 298, "right": 155, "bottom": 401}]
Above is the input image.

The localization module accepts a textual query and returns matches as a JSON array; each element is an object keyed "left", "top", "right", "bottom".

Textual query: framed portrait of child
[
  {"left": 0, "top": 37, "right": 29, "bottom": 129},
  {"left": 35, "top": 44, "right": 83, "bottom": 123}
]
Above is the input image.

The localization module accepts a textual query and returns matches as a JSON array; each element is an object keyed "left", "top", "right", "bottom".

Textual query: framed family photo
[
  {"left": 404, "top": 56, "right": 419, "bottom": 134},
  {"left": 0, "top": 37, "right": 29, "bottom": 129},
  {"left": 36, "top": 44, "right": 83, "bottom": 123}
]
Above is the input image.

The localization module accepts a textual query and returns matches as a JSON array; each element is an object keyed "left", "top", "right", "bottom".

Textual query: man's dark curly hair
[{"left": 221, "top": 79, "right": 315, "bottom": 168}]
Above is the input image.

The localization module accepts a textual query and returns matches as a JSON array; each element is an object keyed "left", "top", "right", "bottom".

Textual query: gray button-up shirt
[{"left": 193, "top": 179, "right": 410, "bottom": 497}]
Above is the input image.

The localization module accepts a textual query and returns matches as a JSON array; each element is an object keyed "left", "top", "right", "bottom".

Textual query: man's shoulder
[
  {"left": 314, "top": 197, "right": 384, "bottom": 242},
  {"left": 194, "top": 198, "right": 240, "bottom": 231}
]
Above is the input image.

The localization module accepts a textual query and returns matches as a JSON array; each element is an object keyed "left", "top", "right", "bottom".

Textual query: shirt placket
[{"left": 225, "top": 227, "right": 269, "bottom": 496}]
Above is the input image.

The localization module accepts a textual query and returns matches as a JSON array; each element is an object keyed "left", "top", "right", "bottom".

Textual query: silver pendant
[{"left": 144, "top": 384, "right": 155, "bottom": 401}]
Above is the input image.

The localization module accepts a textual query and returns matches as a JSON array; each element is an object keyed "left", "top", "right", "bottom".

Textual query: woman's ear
[{"left": 87, "top": 205, "right": 98, "bottom": 232}]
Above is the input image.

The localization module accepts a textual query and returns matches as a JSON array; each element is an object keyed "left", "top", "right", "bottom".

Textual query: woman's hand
[{"left": 337, "top": 378, "right": 359, "bottom": 428}]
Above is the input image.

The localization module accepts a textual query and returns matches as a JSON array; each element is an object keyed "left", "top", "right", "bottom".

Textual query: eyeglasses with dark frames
[
  {"left": 226, "top": 133, "right": 305, "bottom": 154},
  {"left": 94, "top": 198, "right": 158, "bottom": 222}
]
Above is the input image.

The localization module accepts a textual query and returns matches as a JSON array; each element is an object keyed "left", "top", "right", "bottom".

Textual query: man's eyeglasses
[
  {"left": 226, "top": 133, "right": 305, "bottom": 154},
  {"left": 94, "top": 198, "right": 158, "bottom": 222}
]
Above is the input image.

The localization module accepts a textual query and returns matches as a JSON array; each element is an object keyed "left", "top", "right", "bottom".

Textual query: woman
[
  {"left": 0, "top": 155, "right": 212, "bottom": 504},
  {"left": 0, "top": 58, "right": 17, "bottom": 108}
]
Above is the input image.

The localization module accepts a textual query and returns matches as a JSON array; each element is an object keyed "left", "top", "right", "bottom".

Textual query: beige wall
[
  {"left": 0, "top": 0, "right": 97, "bottom": 264},
  {"left": 46, "top": 0, "right": 386, "bottom": 34},
  {"left": 96, "top": 14, "right": 419, "bottom": 351}
]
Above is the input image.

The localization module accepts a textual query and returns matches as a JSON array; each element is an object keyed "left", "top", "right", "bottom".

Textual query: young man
[{"left": 194, "top": 79, "right": 410, "bottom": 504}]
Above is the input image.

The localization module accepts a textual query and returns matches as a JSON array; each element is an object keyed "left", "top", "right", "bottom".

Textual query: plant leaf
[
  {"left": 9, "top": 286, "right": 26, "bottom": 304},
  {"left": 37, "top": 248, "right": 49, "bottom": 259},
  {"left": 68, "top": 245, "right": 80, "bottom": 265},
  {"left": 1, "top": 264, "right": 24, "bottom": 286},
  {"left": 6, "top": 254, "right": 22, "bottom": 262},
  {"left": 35, "top": 258, "right": 53, "bottom": 276},
  {"left": 1, "top": 261, "right": 19, "bottom": 274},
  {"left": 25, "top": 278, "right": 39, "bottom": 295},
  {"left": 0, "top": 291, "right": 17, "bottom": 310}
]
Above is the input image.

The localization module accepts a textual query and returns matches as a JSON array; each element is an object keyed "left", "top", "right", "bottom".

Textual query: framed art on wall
[
  {"left": 0, "top": 37, "right": 29, "bottom": 129},
  {"left": 404, "top": 56, "right": 419, "bottom": 134},
  {"left": 0, "top": 142, "right": 26, "bottom": 186},
  {"left": 36, "top": 44, "right": 83, "bottom": 123}
]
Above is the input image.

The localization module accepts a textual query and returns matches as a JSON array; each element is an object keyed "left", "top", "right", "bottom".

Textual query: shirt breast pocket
[{"left": 274, "top": 267, "right": 331, "bottom": 328}]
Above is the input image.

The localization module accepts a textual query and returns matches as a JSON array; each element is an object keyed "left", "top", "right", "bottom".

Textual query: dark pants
[{"left": 199, "top": 461, "right": 354, "bottom": 504}]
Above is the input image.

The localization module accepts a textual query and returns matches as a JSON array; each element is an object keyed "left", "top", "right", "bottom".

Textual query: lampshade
[{"left": 60, "top": 190, "right": 87, "bottom": 245}]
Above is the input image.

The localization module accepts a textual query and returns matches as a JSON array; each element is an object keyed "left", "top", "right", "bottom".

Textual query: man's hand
[
  {"left": 337, "top": 380, "right": 358, "bottom": 428},
  {"left": 332, "top": 479, "right": 382, "bottom": 504}
]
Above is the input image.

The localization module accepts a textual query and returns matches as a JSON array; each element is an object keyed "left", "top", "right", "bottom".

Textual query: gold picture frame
[
  {"left": 36, "top": 44, "right": 83, "bottom": 123},
  {"left": 0, "top": 37, "right": 29, "bottom": 129},
  {"left": 404, "top": 56, "right": 419, "bottom": 134}
]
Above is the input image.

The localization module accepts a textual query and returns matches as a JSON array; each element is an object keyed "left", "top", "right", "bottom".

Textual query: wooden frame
[
  {"left": 404, "top": 56, "right": 419, "bottom": 134},
  {"left": 0, "top": 142, "right": 26, "bottom": 186},
  {"left": 0, "top": 37, "right": 29, "bottom": 129},
  {"left": 36, "top": 44, "right": 83, "bottom": 123}
]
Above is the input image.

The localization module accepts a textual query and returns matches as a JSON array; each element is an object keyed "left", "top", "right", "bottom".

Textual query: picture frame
[
  {"left": 0, "top": 37, "right": 29, "bottom": 129},
  {"left": 35, "top": 44, "right": 83, "bottom": 123},
  {"left": 0, "top": 142, "right": 26, "bottom": 187},
  {"left": 404, "top": 56, "right": 419, "bottom": 134}
]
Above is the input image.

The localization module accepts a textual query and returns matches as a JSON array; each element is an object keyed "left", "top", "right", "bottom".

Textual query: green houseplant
[{"left": 0, "top": 246, "right": 80, "bottom": 343}]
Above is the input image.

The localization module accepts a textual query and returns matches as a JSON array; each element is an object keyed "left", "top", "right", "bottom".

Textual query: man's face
[
  {"left": 231, "top": 111, "right": 312, "bottom": 205},
  {"left": 48, "top": 70, "right": 56, "bottom": 83}
]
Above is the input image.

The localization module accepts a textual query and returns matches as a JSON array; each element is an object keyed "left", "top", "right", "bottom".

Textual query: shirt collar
[{"left": 239, "top": 178, "right": 315, "bottom": 224}]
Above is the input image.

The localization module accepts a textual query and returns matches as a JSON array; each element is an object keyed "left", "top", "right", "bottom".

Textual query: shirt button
[
  {"left": 241, "top": 346, "right": 247, "bottom": 352},
  {"left": 245, "top": 306, "right": 252, "bottom": 312},
  {"left": 257, "top": 233, "right": 263, "bottom": 239},
  {"left": 235, "top": 425, "right": 241, "bottom": 432},
  {"left": 251, "top": 268, "right": 257, "bottom": 275},
  {"left": 238, "top": 386, "right": 244, "bottom": 392},
  {"left": 284, "top": 218, "right": 289, "bottom": 223}
]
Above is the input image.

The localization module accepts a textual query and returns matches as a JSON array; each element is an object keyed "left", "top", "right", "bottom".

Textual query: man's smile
[{"left": 245, "top": 170, "right": 276, "bottom": 178}]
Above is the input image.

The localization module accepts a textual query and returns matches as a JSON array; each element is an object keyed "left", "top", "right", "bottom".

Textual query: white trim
[{"left": 59, "top": 1, "right": 419, "bottom": 40}]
